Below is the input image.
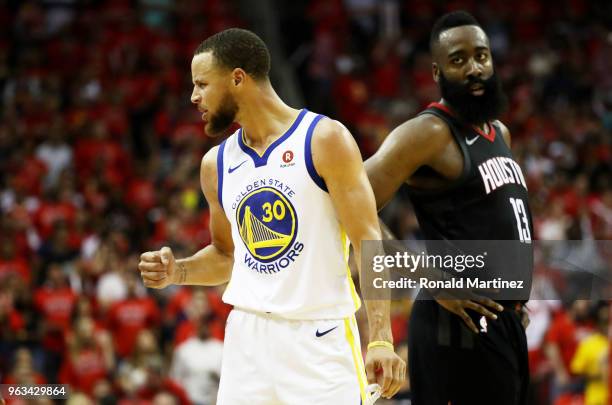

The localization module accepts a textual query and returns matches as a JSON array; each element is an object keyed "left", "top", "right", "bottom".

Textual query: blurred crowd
[{"left": 0, "top": 0, "right": 611, "bottom": 404}]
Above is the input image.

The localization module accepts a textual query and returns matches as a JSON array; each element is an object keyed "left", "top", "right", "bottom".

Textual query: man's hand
[
  {"left": 365, "top": 346, "right": 406, "bottom": 399},
  {"left": 138, "top": 246, "right": 177, "bottom": 289},
  {"left": 433, "top": 290, "right": 504, "bottom": 334}
]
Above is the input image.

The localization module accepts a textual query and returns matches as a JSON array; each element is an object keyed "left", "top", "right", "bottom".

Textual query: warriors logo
[{"left": 236, "top": 187, "right": 298, "bottom": 263}]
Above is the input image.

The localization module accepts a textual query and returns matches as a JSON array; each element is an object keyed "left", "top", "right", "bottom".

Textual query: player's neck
[{"left": 236, "top": 84, "right": 300, "bottom": 149}]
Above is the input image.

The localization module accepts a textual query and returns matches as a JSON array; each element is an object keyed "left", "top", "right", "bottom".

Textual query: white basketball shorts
[{"left": 216, "top": 308, "right": 371, "bottom": 404}]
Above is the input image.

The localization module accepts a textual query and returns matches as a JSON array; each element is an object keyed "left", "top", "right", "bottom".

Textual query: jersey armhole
[
  {"left": 216, "top": 139, "right": 228, "bottom": 211},
  {"left": 304, "top": 114, "right": 328, "bottom": 192},
  {"left": 492, "top": 121, "right": 508, "bottom": 148}
]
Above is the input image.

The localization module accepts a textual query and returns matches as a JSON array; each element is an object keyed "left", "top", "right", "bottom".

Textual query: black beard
[
  {"left": 208, "top": 92, "right": 238, "bottom": 135},
  {"left": 438, "top": 70, "right": 507, "bottom": 125}
]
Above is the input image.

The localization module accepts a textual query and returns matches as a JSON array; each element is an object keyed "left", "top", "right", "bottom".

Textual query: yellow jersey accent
[
  {"left": 345, "top": 316, "right": 368, "bottom": 403},
  {"left": 341, "top": 228, "right": 362, "bottom": 311}
]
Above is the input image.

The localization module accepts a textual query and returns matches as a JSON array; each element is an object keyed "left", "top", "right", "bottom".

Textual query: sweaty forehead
[{"left": 435, "top": 25, "right": 489, "bottom": 56}]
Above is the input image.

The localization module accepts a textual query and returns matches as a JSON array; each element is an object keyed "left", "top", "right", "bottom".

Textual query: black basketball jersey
[{"left": 406, "top": 102, "right": 533, "bottom": 300}]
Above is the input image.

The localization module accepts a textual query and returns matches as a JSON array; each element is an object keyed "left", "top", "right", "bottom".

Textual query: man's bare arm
[
  {"left": 365, "top": 115, "right": 449, "bottom": 211},
  {"left": 312, "top": 118, "right": 405, "bottom": 398},
  {"left": 365, "top": 116, "right": 503, "bottom": 332},
  {"left": 138, "top": 146, "right": 234, "bottom": 288}
]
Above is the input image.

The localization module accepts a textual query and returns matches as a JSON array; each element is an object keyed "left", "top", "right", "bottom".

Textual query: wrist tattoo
[{"left": 178, "top": 262, "right": 187, "bottom": 284}]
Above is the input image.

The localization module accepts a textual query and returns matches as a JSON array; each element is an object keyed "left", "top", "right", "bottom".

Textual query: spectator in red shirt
[
  {"left": 0, "top": 238, "right": 31, "bottom": 285},
  {"left": 0, "top": 283, "right": 26, "bottom": 363},
  {"left": 73, "top": 121, "right": 131, "bottom": 187},
  {"left": 66, "top": 298, "right": 115, "bottom": 369},
  {"left": 2, "top": 347, "right": 47, "bottom": 385},
  {"left": 33, "top": 188, "right": 77, "bottom": 240},
  {"left": 59, "top": 316, "right": 113, "bottom": 396},
  {"left": 2, "top": 203, "right": 34, "bottom": 260},
  {"left": 545, "top": 300, "right": 595, "bottom": 404},
  {"left": 173, "top": 289, "right": 224, "bottom": 345},
  {"left": 9, "top": 139, "right": 47, "bottom": 198},
  {"left": 107, "top": 273, "right": 161, "bottom": 358},
  {"left": 33, "top": 263, "right": 78, "bottom": 380},
  {"left": 136, "top": 359, "right": 191, "bottom": 405}
]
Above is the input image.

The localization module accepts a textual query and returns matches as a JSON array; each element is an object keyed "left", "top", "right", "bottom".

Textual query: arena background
[{"left": 0, "top": 0, "right": 611, "bottom": 404}]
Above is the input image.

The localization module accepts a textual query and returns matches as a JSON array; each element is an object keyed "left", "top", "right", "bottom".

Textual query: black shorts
[{"left": 407, "top": 292, "right": 529, "bottom": 405}]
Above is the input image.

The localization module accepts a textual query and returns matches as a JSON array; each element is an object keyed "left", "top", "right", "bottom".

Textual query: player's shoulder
[
  {"left": 387, "top": 112, "right": 453, "bottom": 151},
  {"left": 493, "top": 119, "right": 511, "bottom": 145},
  {"left": 200, "top": 144, "right": 223, "bottom": 191},
  {"left": 201, "top": 144, "right": 221, "bottom": 172},
  {"left": 311, "top": 115, "right": 351, "bottom": 143},
  {"left": 310, "top": 116, "right": 357, "bottom": 155},
  {"left": 309, "top": 116, "right": 361, "bottom": 173}
]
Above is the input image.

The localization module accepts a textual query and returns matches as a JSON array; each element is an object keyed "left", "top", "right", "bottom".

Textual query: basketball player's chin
[
  {"left": 204, "top": 122, "right": 231, "bottom": 138},
  {"left": 204, "top": 123, "right": 220, "bottom": 137}
]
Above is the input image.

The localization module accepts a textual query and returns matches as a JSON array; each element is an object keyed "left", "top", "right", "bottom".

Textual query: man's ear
[
  {"left": 432, "top": 63, "right": 440, "bottom": 83},
  {"left": 232, "top": 68, "right": 246, "bottom": 87}
]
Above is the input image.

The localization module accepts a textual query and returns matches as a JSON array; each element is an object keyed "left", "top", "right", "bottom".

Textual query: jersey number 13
[{"left": 509, "top": 198, "right": 531, "bottom": 243}]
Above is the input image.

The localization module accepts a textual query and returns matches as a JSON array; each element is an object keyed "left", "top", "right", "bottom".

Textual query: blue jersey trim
[
  {"left": 217, "top": 139, "right": 227, "bottom": 210},
  {"left": 237, "top": 108, "right": 307, "bottom": 168},
  {"left": 304, "top": 114, "right": 327, "bottom": 192}
]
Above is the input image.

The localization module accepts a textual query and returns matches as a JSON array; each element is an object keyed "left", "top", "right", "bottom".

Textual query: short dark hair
[
  {"left": 430, "top": 11, "right": 481, "bottom": 52},
  {"left": 195, "top": 28, "right": 271, "bottom": 80}
]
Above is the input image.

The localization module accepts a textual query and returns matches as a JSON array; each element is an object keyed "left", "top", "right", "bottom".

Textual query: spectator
[
  {"left": 136, "top": 359, "right": 191, "bottom": 405},
  {"left": 0, "top": 238, "right": 31, "bottom": 285},
  {"left": 106, "top": 272, "right": 160, "bottom": 358},
  {"left": 170, "top": 315, "right": 223, "bottom": 405},
  {"left": 0, "top": 283, "right": 27, "bottom": 370},
  {"left": 152, "top": 391, "right": 180, "bottom": 405},
  {"left": 571, "top": 302, "right": 610, "bottom": 405},
  {"left": 35, "top": 118, "right": 73, "bottom": 190},
  {"left": 33, "top": 263, "right": 77, "bottom": 381},
  {"left": 95, "top": 247, "right": 129, "bottom": 310},
  {"left": 173, "top": 288, "right": 225, "bottom": 345},
  {"left": 544, "top": 300, "right": 595, "bottom": 404},
  {"left": 116, "top": 329, "right": 163, "bottom": 396},
  {"left": 59, "top": 316, "right": 113, "bottom": 396},
  {"left": 2, "top": 347, "right": 46, "bottom": 385}
]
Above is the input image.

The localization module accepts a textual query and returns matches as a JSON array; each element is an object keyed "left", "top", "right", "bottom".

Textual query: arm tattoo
[{"left": 178, "top": 261, "right": 187, "bottom": 285}]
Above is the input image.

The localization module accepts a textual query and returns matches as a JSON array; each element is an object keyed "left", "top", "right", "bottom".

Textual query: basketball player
[
  {"left": 365, "top": 11, "right": 532, "bottom": 405},
  {"left": 138, "top": 28, "right": 405, "bottom": 404}
]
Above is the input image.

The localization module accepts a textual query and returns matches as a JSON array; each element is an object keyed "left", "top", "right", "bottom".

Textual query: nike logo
[
  {"left": 315, "top": 326, "right": 338, "bottom": 337},
  {"left": 228, "top": 160, "right": 247, "bottom": 174},
  {"left": 466, "top": 136, "right": 479, "bottom": 146},
  {"left": 479, "top": 316, "right": 488, "bottom": 333}
]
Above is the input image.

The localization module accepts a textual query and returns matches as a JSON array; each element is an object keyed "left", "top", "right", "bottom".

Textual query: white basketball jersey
[{"left": 216, "top": 109, "right": 361, "bottom": 320}]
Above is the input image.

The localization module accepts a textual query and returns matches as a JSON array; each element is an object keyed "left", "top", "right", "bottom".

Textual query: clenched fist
[{"left": 138, "top": 246, "right": 177, "bottom": 289}]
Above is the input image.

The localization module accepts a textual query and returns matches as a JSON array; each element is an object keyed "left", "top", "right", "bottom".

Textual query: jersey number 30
[{"left": 262, "top": 201, "right": 286, "bottom": 222}]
